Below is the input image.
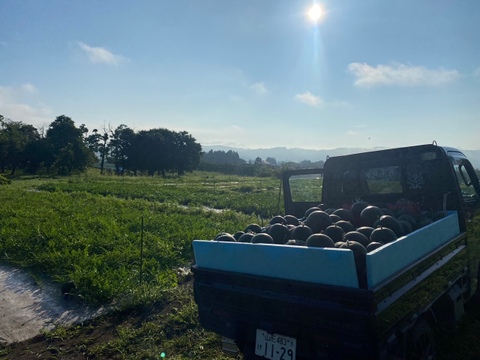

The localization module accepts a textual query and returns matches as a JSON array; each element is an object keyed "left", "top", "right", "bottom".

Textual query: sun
[{"left": 307, "top": 4, "right": 325, "bottom": 23}]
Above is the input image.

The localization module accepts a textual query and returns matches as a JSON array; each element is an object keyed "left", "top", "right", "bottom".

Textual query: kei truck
[{"left": 191, "top": 143, "right": 480, "bottom": 359}]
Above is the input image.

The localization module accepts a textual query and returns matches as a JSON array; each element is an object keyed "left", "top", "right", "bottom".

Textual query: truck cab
[{"left": 284, "top": 145, "right": 479, "bottom": 225}]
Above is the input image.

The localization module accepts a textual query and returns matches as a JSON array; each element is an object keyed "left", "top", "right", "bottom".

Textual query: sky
[{"left": 1, "top": 0, "right": 479, "bottom": 151}]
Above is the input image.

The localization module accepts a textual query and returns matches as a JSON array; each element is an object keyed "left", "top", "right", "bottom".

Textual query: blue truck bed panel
[
  {"left": 193, "top": 212, "right": 460, "bottom": 290},
  {"left": 193, "top": 240, "right": 360, "bottom": 287},
  {"left": 366, "top": 211, "right": 460, "bottom": 288}
]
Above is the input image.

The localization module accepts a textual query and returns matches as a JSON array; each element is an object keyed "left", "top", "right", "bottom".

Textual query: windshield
[{"left": 288, "top": 173, "right": 323, "bottom": 203}]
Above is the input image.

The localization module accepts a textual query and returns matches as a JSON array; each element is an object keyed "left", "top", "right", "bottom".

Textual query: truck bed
[
  {"left": 192, "top": 213, "right": 469, "bottom": 359},
  {"left": 193, "top": 212, "right": 460, "bottom": 290},
  {"left": 193, "top": 233, "right": 468, "bottom": 359}
]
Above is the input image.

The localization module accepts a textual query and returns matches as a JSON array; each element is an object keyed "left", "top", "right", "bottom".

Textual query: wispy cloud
[
  {"left": 251, "top": 82, "right": 268, "bottom": 95},
  {"left": 0, "top": 84, "right": 52, "bottom": 125},
  {"left": 294, "top": 91, "right": 323, "bottom": 107},
  {"left": 77, "top": 41, "right": 129, "bottom": 65},
  {"left": 348, "top": 62, "right": 459, "bottom": 88},
  {"left": 21, "top": 83, "right": 37, "bottom": 93}
]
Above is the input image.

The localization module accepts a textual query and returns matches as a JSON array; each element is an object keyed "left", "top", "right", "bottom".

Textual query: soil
[
  {"left": 2, "top": 296, "right": 179, "bottom": 360},
  {"left": 0, "top": 263, "right": 103, "bottom": 359},
  {"left": 0, "top": 263, "right": 106, "bottom": 345},
  {"left": 0, "top": 263, "right": 196, "bottom": 360}
]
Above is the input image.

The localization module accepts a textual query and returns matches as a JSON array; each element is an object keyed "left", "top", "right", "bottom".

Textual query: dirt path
[{"left": 0, "top": 263, "right": 105, "bottom": 344}]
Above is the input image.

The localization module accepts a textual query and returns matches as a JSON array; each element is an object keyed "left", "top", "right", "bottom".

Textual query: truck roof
[{"left": 440, "top": 146, "right": 468, "bottom": 159}]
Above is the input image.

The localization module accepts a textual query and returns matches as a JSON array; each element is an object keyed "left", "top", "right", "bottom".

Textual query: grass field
[
  {"left": 0, "top": 171, "right": 285, "bottom": 305},
  {"left": 1, "top": 169, "right": 480, "bottom": 359}
]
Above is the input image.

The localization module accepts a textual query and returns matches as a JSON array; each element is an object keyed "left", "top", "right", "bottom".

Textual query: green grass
[
  {"left": 83, "top": 285, "right": 238, "bottom": 360},
  {"left": 0, "top": 170, "right": 280, "bottom": 305},
  {"left": 35, "top": 170, "right": 284, "bottom": 215}
]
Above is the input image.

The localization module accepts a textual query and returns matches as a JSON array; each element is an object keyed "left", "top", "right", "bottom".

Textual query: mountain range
[{"left": 202, "top": 145, "right": 480, "bottom": 169}]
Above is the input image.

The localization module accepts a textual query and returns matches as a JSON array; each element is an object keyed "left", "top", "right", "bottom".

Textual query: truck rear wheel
[{"left": 408, "top": 319, "right": 437, "bottom": 360}]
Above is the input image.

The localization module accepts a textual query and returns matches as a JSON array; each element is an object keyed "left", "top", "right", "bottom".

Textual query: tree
[
  {"left": 171, "top": 131, "right": 202, "bottom": 175},
  {"left": 0, "top": 116, "right": 40, "bottom": 174},
  {"left": 45, "top": 115, "right": 95, "bottom": 175},
  {"left": 254, "top": 157, "right": 263, "bottom": 165},
  {"left": 201, "top": 150, "right": 246, "bottom": 165},
  {"left": 128, "top": 128, "right": 174, "bottom": 176},
  {"left": 129, "top": 129, "right": 182, "bottom": 176},
  {"left": 124, "top": 128, "right": 202, "bottom": 177},
  {"left": 109, "top": 124, "right": 135, "bottom": 175},
  {"left": 86, "top": 127, "right": 109, "bottom": 174},
  {"left": 265, "top": 157, "right": 277, "bottom": 166},
  {"left": 22, "top": 137, "right": 52, "bottom": 174}
]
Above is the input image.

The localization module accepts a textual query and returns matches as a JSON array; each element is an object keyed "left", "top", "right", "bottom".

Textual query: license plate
[{"left": 255, "top": 329, "right": 296, "bottom": 360}]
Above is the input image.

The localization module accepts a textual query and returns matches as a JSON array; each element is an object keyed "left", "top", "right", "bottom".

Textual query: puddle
[
  {"left": 178, "top": 205, "right": 226, "bottom": 213},
  {"left": 0, "top": 262, "right": 106, "bottom": 344}
]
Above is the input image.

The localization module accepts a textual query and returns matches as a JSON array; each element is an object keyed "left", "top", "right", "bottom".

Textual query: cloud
[
  {"left": 21, "top": 83, "right": 37, "bottom": 93},
  {"left": 0, "top": 84, "right": 52, "bottom": 126},
  {"left": 251, "top": 82, "right": 268, "bottom": 95},
  {"left": 294, "top": 91, "right": 323, "bottom": 107},
  {"left": 77, "top": 41, "right": 129, "bottom": 65},
  {"left": 348, "top": 62, "right": 459, "bottom": 88}
]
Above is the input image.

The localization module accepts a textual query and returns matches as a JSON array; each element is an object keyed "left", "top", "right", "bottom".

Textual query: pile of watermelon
[{"left": 214, "top": 200, "right": 446, "bottom": 255}]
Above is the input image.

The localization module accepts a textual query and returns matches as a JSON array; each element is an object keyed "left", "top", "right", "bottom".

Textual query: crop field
[
  {"left": 1, "top": 170, "right": 480, "bottom": 359},
  {"left": 0, "top": 171, "right": 285, "bottom": 305}
]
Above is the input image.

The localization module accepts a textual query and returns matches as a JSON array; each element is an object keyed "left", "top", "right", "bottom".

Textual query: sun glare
[{"left": 307, "top": 4, "right": 324, "bottom": 23}]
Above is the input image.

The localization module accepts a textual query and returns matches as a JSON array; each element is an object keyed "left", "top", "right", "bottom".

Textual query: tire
[{"left": 408, "top": 319, "right": 437, "bottom": 360}]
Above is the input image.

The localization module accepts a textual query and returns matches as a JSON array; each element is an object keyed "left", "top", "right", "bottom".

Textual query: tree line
[
  {"left": 0, "top": 115, "right": 202, "bottom": 176},
  {"left": 199, "top": 149, "right": 325, "bottom": 177},
  {"left": 201, "top": 149, "right": 246, "bottom": 165}
]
